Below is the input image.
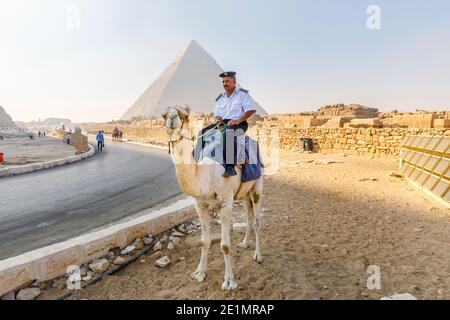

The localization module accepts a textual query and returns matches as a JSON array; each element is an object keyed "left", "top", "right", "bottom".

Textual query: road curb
[
  {"left": 0, "top": 144, "right": 96, "bottom": 178},
  {"left": 0, "top": 197, "right": 195, "bottom": 296}
]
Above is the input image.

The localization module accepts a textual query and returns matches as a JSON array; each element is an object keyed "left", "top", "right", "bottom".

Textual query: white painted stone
[
  {"left": 120, "top": 245, "right": 136, "bottom": 255},
  {"left": 155, "top": 256, "right": 171, "bottom": 268},
  {"left": 171, "top": 231, "right": 185, "bottom": 237},
  {"left": 167, "top": 242, "right": 175, "bottom": 250},
  {"left": 153, "top": 241, "right": 162, "bottom": 251},
  {"left": 88, "top": 259, "right": 110, "bottom": 274},
  {"left": 380, "top": 293, "right": 417, "bottom": 300},
  {"left": 16, "top": 288, "right": 41, "bottom": 300}
]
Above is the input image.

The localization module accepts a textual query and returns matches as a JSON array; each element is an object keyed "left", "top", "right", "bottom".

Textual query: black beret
[{"left": 219, "top": 71, "right": 237, "bottom": 78}]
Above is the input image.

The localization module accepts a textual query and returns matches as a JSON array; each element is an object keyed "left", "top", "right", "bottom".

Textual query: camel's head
[{"left": 162, "top": 105, "right": 191, "bottom": 140}]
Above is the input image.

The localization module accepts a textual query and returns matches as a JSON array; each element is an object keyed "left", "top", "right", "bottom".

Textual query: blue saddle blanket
[{"left": 195, "top": 134, "right": 264, "bottom": 183}]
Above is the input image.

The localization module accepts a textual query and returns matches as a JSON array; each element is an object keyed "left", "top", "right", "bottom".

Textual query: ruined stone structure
[
  {"left": 317, "top": 104, "right": 379, "bottom": 118},
  {"left": 380, "top": 111, "right": 450, "bottom": 129},
  {"left": 248, "top": 126, "right": 449, "bottom": 158}
]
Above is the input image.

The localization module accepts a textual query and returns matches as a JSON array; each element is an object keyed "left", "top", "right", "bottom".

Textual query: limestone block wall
[
  {"left": 71, "top": 134, "right": 89, "bottom": 154},
  {"left": 380, "top": 112, "right": 450, "bottom": 128},
  {"left": 273, "top": 115, "right": 328, "bottom": 128},
  {"left": 82, "top": 122, "right": 449, "bottom": 159},
  {"left": 249, "top": 126, "right": 449, "bottom": 158},
  {"left": 83, "top": 124, "right": 168, "bottom": 147},
  {"left": 54, "top": 129, "right": 89, "bottom": 154}
]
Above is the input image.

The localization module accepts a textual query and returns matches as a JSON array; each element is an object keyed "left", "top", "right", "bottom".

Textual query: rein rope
[
  {"left": 195, "top": 121, "right": 228, "bottom": 140},
  {"left": 168, "top": 120, "right": 229, "bottom": 155}
]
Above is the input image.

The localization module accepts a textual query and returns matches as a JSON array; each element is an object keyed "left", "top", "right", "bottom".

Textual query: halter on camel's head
[{"left": 162, "top": 105, "right": 192, "bottom": 154}]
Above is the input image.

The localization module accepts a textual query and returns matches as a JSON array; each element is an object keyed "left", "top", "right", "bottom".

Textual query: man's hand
[{"left": 227, "top": 119, "right": 241, "bottom": 126}]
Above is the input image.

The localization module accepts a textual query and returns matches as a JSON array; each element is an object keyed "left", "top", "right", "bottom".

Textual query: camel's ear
[
  {"left": 161, "top": 109, "right": 169, "bottom": 119},
  {"left": 177, "top": 105, "right": 190, "bottom": 120},
  {"left": 183, "top": 105, "right": 191, "bottom": 115}
]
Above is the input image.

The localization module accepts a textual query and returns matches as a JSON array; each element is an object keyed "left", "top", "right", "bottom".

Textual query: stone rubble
[
  {"left": 132, "top": 238, "right": 145, "bottom": 250},
  {"left": 120, "top": 245, "right": 136, "bottom": 255},
  {"left": 143, "top": 236, "right": 153, "bottom": 245},
  {"left": 113, "top": 256, "right": 126, "bottom": 265},
  {"left": 155, "top": 256, "right": 171, "bottom": 268},
  {"left": 16, "top": 288, "right": 41, "bottom": 301},
  {"left": 6, "top": 220, "right": 201, "bottom": 299},
  {"left": 89, "top": 259, "right": 110, "bottom": 274},
  {"left": 153, "top": 241, "right": 162, "bottom": 251}
]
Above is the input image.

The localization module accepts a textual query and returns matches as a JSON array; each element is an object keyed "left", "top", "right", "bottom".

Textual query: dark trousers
[
  {"left": 194, "top": 119, "right": 248, "bottom": 165},
  {"left": 97, "top": 141, "right": 103, "bottom": 151}
]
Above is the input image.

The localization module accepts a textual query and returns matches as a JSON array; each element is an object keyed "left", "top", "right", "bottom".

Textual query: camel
[
  {"left": 162, "top": 105, "right": 264, "bottom": 291},
  {"left": 112, "top": 130, "right": 123, "bottom": 141}
]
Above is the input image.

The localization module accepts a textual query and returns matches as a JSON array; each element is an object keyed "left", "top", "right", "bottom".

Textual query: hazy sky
[{"left": 1, "top": 0, "right": 449, "bottom": 122}]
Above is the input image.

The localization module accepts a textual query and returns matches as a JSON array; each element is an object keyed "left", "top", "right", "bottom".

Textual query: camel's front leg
[
  {"left": 191, "top": 201, "right": 210, "bottom": 282},
  {"left": 238, "top": 196, "right": 253, "bottom": 249},
  {"left": 220, "top": 200, "right": 238, "bottom": 291}
]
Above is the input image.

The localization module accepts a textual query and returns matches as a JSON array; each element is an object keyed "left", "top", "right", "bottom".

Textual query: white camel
[{"left": 162, "top": 105, "right": 264, "bottom": 291}]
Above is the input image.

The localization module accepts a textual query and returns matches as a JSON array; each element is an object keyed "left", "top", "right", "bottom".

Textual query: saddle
[{"left": 196, "top": 132, "right": 264, "bottom": 182}]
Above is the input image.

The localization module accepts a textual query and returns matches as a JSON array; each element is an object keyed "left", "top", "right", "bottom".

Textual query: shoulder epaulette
[
  {"left": 239, "top": 88, "right": 249, "bottom": 94},
  {"left": 215, "top": 93, "right": 222, "bottom": 102}
]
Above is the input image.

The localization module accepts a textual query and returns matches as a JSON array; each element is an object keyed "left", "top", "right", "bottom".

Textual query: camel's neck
[{"left": 170, "top": 136, "right": 203, "bottom": 198}]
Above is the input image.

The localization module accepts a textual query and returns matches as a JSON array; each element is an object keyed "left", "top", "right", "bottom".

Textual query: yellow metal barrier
[{"left": 399, "top": 136, "right": 449, "bottom": 206}]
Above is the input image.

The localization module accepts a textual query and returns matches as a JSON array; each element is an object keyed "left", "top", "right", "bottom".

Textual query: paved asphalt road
[{"left": 0, "top": 138, "right": 181, "bottom": 260}]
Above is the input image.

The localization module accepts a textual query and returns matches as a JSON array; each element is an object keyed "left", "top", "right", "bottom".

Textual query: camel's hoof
[
  {"left": 237, "top": 241, "right": 249, "bottom": 249},
  {"left": 222, "top": 277, "right": 238, "bottom": 291},
  {"left": 253, "top": 252, "right": 264, "bottom": 264},
  {"left": 191, "top": 270, "right": 207, "bottom": 282}
]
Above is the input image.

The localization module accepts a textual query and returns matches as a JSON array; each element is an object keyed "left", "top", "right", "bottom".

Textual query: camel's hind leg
[
  {"left": 191, "top": 200, "right": 210, "bottom": 282},
  {"left": 250, "top": 177, "right": 264, "bottom": 264}
]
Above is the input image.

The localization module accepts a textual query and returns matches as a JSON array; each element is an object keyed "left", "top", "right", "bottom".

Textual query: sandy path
[{"left": 67, "top": 151, "right": 449, "bottom": 300}]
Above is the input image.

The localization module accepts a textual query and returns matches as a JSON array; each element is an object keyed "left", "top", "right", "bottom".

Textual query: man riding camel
[{"left": 195, "top": 71, "right": 257, "bottom": 177}]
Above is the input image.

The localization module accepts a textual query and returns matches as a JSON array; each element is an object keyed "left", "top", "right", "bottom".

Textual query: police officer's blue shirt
[{"left": 214, "top": 87, "right": 256, "bottom": 120}]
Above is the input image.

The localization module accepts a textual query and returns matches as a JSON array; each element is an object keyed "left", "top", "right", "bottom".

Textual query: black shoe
[{"left": 223, "top": 165, "right": 237, "bottom": 177}]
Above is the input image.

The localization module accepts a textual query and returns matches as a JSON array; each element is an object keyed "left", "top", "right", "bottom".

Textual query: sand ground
[
  {"left": 67, "top": 151, "right": 449, "bottom": 300},
  {"left": 0, "top": 136, "right": 76, "bottom": 166}
]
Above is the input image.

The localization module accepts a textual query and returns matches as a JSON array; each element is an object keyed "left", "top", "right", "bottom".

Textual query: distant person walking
[
  {"left": 66, "top": 132, "right": 72, "bottom": 145},
  {"left": 96, "top": 131, "right": 104, "bottom": 152},
  {"left": 101, "top": 131, "right": 106, "bottom": 148}
]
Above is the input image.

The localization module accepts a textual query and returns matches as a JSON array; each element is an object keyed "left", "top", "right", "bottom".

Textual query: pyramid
[
  {"left": 121, "top": 40, "right": 267, "bottom": 120},
  {"left": 0, "top": 105, "right": 18, "bottom": 129}
]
